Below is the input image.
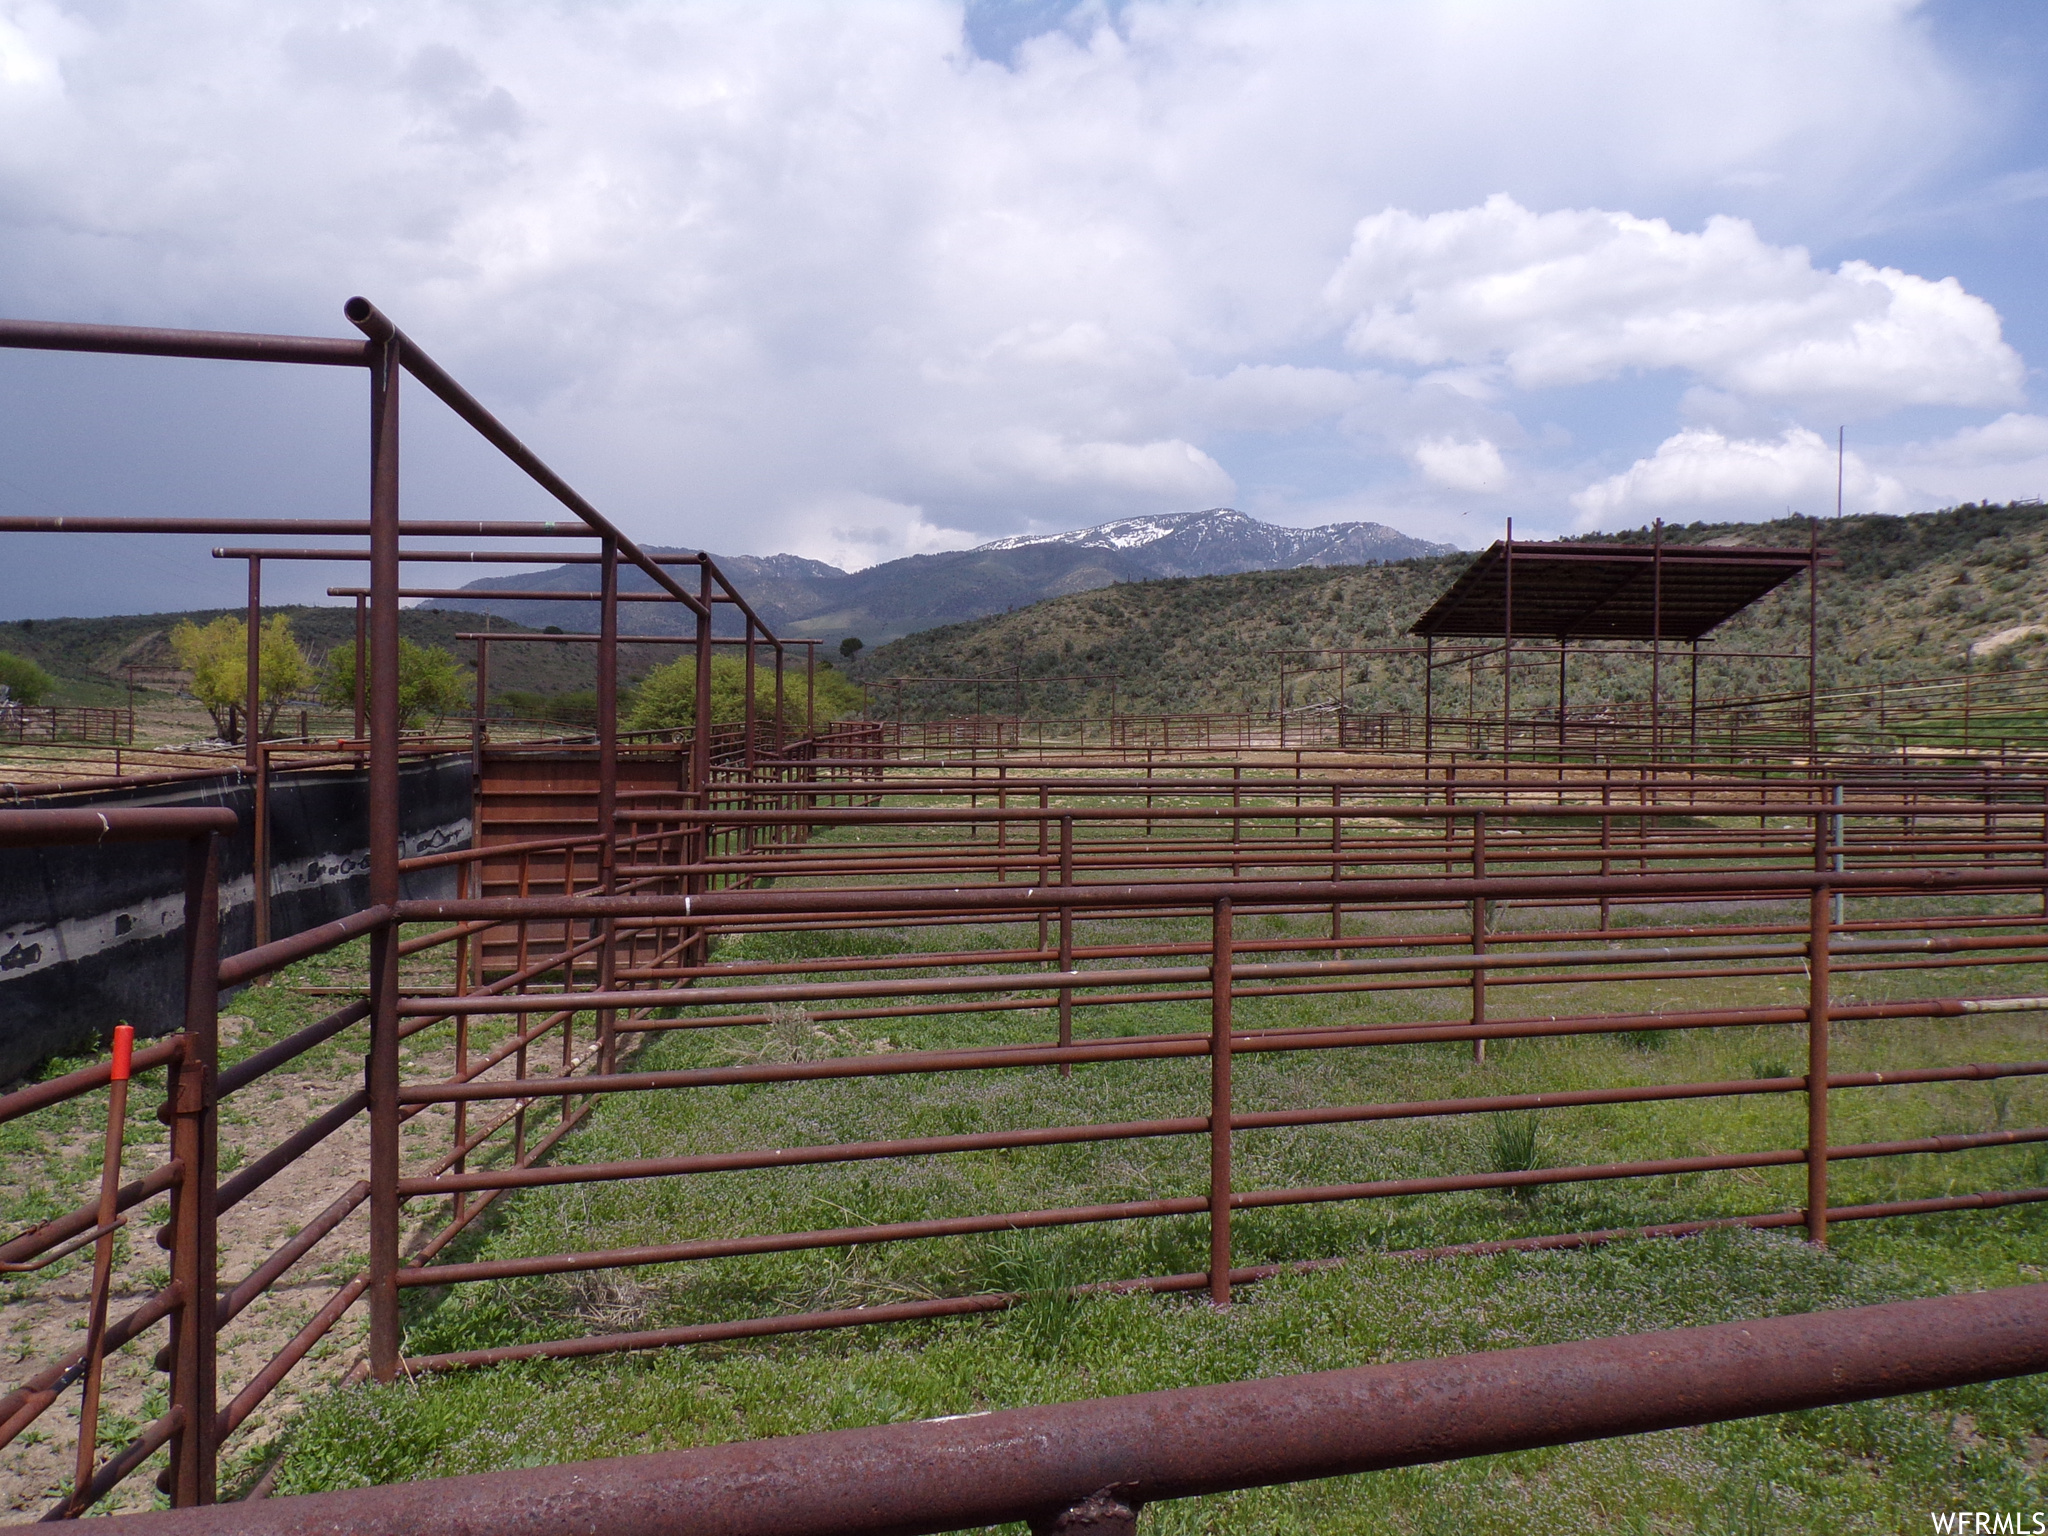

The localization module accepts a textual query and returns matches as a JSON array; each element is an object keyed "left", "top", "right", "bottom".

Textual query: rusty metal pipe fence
[
  {"left": 7, "top": 302, "right": 2048, "bottom": 1524},
  {"left": 17, "top": 752, "right": 2048, "bottom": 1517},
  {"left": 85, "top": 1281, "right": 2048, "bottom": 1536}
]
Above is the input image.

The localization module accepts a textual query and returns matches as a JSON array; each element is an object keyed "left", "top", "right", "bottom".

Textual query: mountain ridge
[
  {"left": 849, "top": 502, "right": 2048, "bottom": 721},
  {"left": 423, "top": 508, "right": 1453, "bottom": 643}
]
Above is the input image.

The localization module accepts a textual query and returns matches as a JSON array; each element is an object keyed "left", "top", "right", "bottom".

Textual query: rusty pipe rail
[{"left": 93, "top": 1284, "right": 2048, "bottom": 1536}]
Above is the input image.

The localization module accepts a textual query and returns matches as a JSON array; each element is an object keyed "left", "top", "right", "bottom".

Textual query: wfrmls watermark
[{"left": 1932, "top": 1514, "right": 2048, "bottom": 1534}]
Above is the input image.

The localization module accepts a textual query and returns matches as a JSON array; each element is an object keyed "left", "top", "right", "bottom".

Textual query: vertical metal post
[
  {"left": 244, "top": 557, "right": 262, "bottom": 770},
  {"left": 252, "top": 742, "right": 270, "bottom": 948},
  {"left": 347, "top": 594, "right": 365, "bottom": 745},
  {"left": 1470, "top": 809, "right": 1487, "bottom": 1064},
  {"left": 1556, "top": 640, "right": 1567, "bottom": 752},
  {"left": 246, "top": 558, "right": 270, "bottom": 948},
  {"left": 1650, "top": 520, "right": 1663, "bottom": 760},
  {"left": 1501, "top": 522, "right": 1513, "bottom": 759},
  {"left": 743, "top": 621, "right": 757, "bottom": 775},
  {"left": 166, "top": 832, "right": 220, "bottom": 1504},
  {"left": 692, "top": 562, "right": 714, "bottom": 796},
  {"left": 1329, "top": 784, "right": 1343, "bottom": 944},
  {"left": 451, "top": 859, "right": 470, "bottom": 1222},
  {"left": 471, "top": 636, "right": 489, "bottom": 780},
  {"left": 1057, "top": 815, "right": 1073, "bottom": 1071},
  {"left": 365, "top": 330, "right": 404, "bottom": 1386},
  {"left": 596, "top": 538, "right": 620, "bottom": 1072},
  {"left": 1231, "top": 765, "right": 1242, "bottom": 863},
  {"left": 67, "top": 1023, "right": 132, "bottom": 1516},
  {"left": 773, "top": 644, "right": 785, "bottom": 756},
  {"left": 1807, "top": 810, "right": 1831, "bottom": 1246},
  {"left": 1807, "top": 517, "right": 1820, "bottom": 760},
  {"left": 1689, "top": 640, "right": 1701, "bottom": 757},
  {"left": 1423, "top": 635, "right": 1435, "bottom": 766},
  {"left": 1599, "top": 773, "right": 1613, "bottom": 931},
  {"left": 1208, "top": 896, "right": 1233, "bottom": 1308},
  {"left": 688, "top": 562, "right": 713, "bottom": 971}
]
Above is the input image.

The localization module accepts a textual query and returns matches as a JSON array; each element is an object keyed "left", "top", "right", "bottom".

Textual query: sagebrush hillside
[
  {"left": 0, "top": 608, "right": 599, "bottom": 708},
  {"left": 853, "top": 503, "right": 2048, "bottom": 720}
]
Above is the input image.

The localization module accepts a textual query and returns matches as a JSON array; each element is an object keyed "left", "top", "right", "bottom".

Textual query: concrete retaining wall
[{"left": 0, "top": 756, "right": 469, "bottom": 1082}]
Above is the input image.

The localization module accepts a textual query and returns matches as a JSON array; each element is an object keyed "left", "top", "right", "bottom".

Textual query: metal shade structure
[
  {"left": 1411, "top": 538, "right": 1819, "bottom": 641},
  {"left": 1405, "top": 523, "right": 1826, "bottom": 758}
]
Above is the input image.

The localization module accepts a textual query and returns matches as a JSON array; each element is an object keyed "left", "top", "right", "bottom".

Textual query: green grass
[
  {"left": 272, "top": 1232, "right": 2048, "bottom": 1531},
  {"left": 237, "top": 891, "right": 2048, "bottom": 1529}
]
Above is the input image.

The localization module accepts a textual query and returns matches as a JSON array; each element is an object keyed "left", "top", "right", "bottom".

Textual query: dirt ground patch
[{"left": 0, "top": 962, "right": 502, "bottom": 1519}]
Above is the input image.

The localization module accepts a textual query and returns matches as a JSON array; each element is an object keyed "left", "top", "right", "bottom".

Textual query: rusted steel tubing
[
  {"left": 1234, "top": 1062, "right": 2048, "bottom": 1133},
  {"left": 412, "top": 988, "right": 2048, "bottom": 1106},
  {"left": 216, "top": 1276, "right": 369, "bottom": 1443},
  {"left": 397, "top": 1195, "right": 1214, "bottom": 1288},
  {"left": 215, "top": 1093, "right": 366, "bottom": 1215},
  {"left": 216, "top": 547, "right": 714, "bottom": 566},
  {"left": 401, "top": 833, "right": 603, "bottom": 872},
  {"left": 56, "top": 1405, "right": 183, "bottom": 1522},
  {"left": 397, "top": 1037, "right": 1207, "bottom": 1104},
  {"left": 400, "top": 1292, "right": 1023, "bottom": 1375},
  {"left": 608, "top": 913, "right": 1878, "bottom": 982},
  {"left": 0, "top": 515, "right": 598, "bottom": 538},
  {"left": 394, "top": 1129, "right": 2036, "bottom": 1292},
  {"left": 395, "top": 862, "right": 2048, "bottom": 924},
  {"left": 216, "top": 1183, "right": 369, "bottom": 1328},
  {"left": 1237, "top": 1130, "right": 2048, "bottom": 1217},
  {"left": 342, "top": 298, "right": 713, "bottom": 625},
  {"left": 327, "top": 586, "right": 682, "bottom": 602},
  {"left": 389, "top": 1187, "right": 2048, "bottom": 1379},
  {"left": 1830, "top": 1127, "right": 2048, "bottom": 1160},
  {"left": 0, "top": 1162, "right": 180, "bottom": 1268},
  {"left": 395, "top": 938, "right": 1859, "bottom": 1016},
  {"left": 410, "top": 1097, "right": 603, "bottom": 1266},
  {"left": 216, "top": 1002, "right": 370, "bottom": 1099},
  {"left": 218, "top": 907, "right": 392, "bottom": 988},
  {"left": 393, "top": 966, "right": 1203, "bottom": 1013},
  {"left": 571, "top": 936, "right": 2048, "bottom": 1010},
  {"left": 0, "top": 1040, "right": 180, "bottom": 1127},
  {"left": 0, "top": 316, "right": 372, "bottom": 365},
  {"left": 0, "top": 1285, "right": 182, "bottom": 1453},
  {"left": 396, "top": 919, "right": 495, "bottom": 957},
  {"left": 400, "top": 1116, "right": 1210, "bottom": 1196},
  {"left": 393, "top": 930, "right": 611, "bottom": 1050},
  {"left": 441, "top": 1007, "right": 579, "bottom": 1088},
  {"left": 0, "top": 807, "right": 240, "bottom": 846},
  {"left": 611, "top": 798, "right": 1986, "bottom": 824},
  {"left": 97, "top": 1284, "right": 2048, "bottom": 1536}
]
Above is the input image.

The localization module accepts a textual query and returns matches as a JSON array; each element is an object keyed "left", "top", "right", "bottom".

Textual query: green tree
[
  {"left": 321, "top": 639, "right": 470, "bottom": 731},
  {"left": 626, "top": 654, "right": 864, "bottom": 735},
  {"left": 169, "top": 614, "right": 313, "bottom": 740},
  {"left": 839, "top": 636, "right": 863, "bottom": 660},
  {"left": 0, "top": 651, "right": 54, "bottom": 706}
]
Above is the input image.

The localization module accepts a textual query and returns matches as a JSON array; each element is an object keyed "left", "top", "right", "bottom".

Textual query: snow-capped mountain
[
  {"left": 977, "top": 509, "right": 1450, "bottom": 575},
  {"left": 427, "top": 509, "right": 1456, "bottom": 645}
]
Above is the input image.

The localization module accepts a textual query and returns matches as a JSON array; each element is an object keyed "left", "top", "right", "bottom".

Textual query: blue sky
[{"left": 2, "top": 0, "right": 2048, "bottom": 614}]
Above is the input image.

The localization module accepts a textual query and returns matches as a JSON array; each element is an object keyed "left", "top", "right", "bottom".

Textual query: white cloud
[
  {"left": 776, "top": 493, "right": 978, "bottom": 572},
  {"left": 1571, "top": 426, "right": 1909, "bottom": 529},
  {"left": 1328, "top": 194, "right": 2021, "bottom": 413},
  {"left": 1882, "top": 413, "right": 2048, "bottom": 507},
  {"left": 0, "top": 0, "right": 2029, "bottom": 607},
  {"left": 1411, "top": 437, "right": 1506, "bottom": 494}
]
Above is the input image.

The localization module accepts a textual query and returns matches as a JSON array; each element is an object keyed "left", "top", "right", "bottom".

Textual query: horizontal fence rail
[{"left": 92, "top": 1283, "right": 2048, "bottom": 1536}]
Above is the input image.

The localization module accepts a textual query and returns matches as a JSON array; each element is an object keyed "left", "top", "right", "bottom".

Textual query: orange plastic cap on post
[{"left": 110, "top": 1023, "right": 133, "bottom": 1083}]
